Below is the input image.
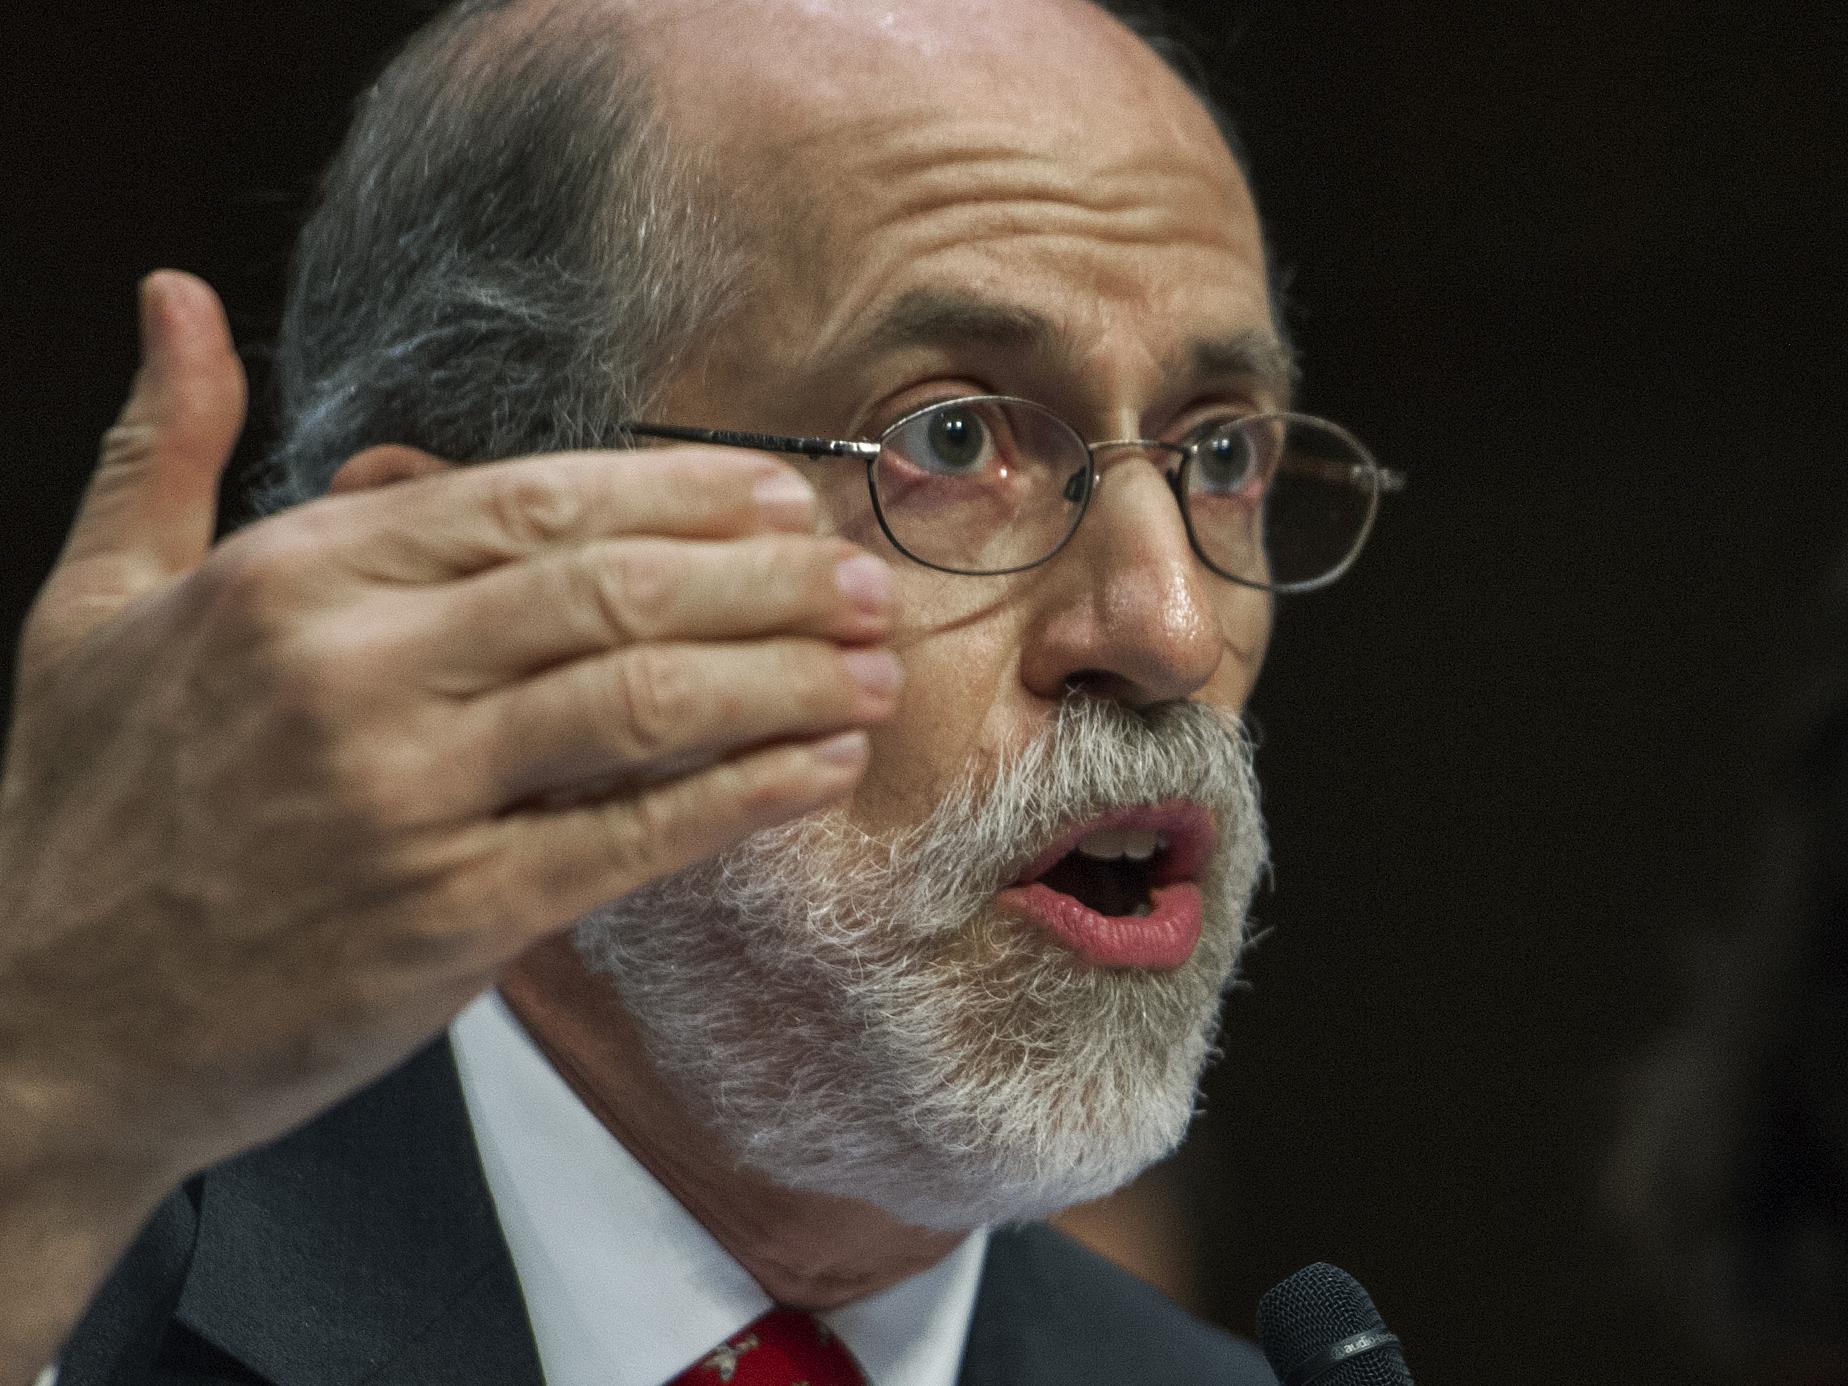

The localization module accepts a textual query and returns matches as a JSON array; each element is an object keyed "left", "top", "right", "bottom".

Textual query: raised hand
[{"left": 0, "top": 273, "right": 899, "bottom": 1376}]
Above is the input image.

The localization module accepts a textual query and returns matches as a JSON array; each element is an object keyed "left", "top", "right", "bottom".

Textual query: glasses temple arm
[
  {"left": 1280, "top": 455, "right": 1408, "bottom": 494},
  {"left": 618, "top": 420, "right": 881, "bottom": 461}
]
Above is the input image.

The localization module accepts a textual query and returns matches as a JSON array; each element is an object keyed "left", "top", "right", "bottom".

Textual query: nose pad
[{"left": 1060, "top": 457, "right": 1185, "bottom": 507}]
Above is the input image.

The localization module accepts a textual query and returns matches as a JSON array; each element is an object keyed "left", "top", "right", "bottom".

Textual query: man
[{"left": 0, "top": 0, "right": 1394, "bottom": 1381}]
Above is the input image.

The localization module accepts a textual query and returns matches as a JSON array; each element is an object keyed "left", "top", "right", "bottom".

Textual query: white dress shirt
[{"left": 450, "top": 990, "right": 987, "bottom": 1386}]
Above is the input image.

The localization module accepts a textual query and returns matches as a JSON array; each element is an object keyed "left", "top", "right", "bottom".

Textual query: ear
[{"left": 326, "top": 445, "right": 456, "bottom": 495}]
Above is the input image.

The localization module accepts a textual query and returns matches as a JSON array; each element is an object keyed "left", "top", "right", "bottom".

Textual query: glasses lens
[
  {"left": 1183, "top": 413, "right": 1380, "bottom": 590},
  {"left": 872, "top": 398, "right": 1090, "bottom": 574}
]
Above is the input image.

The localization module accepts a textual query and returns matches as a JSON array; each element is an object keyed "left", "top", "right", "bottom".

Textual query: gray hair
[
  {"left": 251, "top": 0, "right": 742, "bottom": 513},
  {"left": 252, "top": 0, "right": 1264, "bottom": 514}
]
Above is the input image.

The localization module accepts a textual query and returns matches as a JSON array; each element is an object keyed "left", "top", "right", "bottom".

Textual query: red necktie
[{"left": 667, "top": 1307, "right": 869, "bottom": 1386}]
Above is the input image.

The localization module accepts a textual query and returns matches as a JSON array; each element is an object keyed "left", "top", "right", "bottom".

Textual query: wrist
[{"left": 0, "top": 1070, "right": 180, "bottom": 1376}]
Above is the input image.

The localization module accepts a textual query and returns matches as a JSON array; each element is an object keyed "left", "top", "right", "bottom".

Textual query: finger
[
  {"left": 320, "top": 445, "right": 820, "bottom": 584},
  {"left": 487, "top": 730, "right": 871, "bottom": 931},
  {"left": 410, "top": 535, "right": 895, "bottom": 692},
  {"left": 466, "top": 637, "right": 904, "bottom": 808},
  {"left": 60, "top": 272, "right": 248, "bottom": 583}
]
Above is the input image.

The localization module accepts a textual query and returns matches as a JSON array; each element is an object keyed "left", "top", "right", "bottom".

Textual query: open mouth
[
  {"left": 997, "top": 802, "right": 1216, "bottom": 970},
  {"left": 1035, "top": 826, "right": 1167, "bottom": 916}
]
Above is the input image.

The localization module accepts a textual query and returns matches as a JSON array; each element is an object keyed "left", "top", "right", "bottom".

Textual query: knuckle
[
  {"left": 489, "top": 466, "right": 588, "bottom": 546},
  {"left": 607, "top": 646, "right": 695, "bottom": 758},
  {"left": 616, "top": 790, "right": 673, "bottom": 864},
  {"left": 580, "top": 798, "right": 670, "bottom": 897},
  {"left": 193, "top": 526, "right": 310, "bottom": 633},
  {"left": 331, "top": 730, "right": 458, "bottom": 838},
  {"left": 583, "top": 545, "right": 673, "bottom": 643},
  {"left": 96, "top": 419, "right": 159, "bottom": 470},
  {"left": 257, "top": 627, "right": 369, "bottom": 746},
  {"left": 325, "top": 738, "right": 415, "bottom": 828},
  {"left": 14, "top": 595, "right": 63, "bottom": 668}
]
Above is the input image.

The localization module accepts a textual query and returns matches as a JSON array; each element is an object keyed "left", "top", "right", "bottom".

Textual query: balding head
[
  {"left": 261, "top": 0, "right": 1261, "bottom": 511},
  {"left": 642, "top": 0, "right": 1249, "bottom": 289},
  {"left": 262, "top": 0, "right": 741, "bottom": 510},
  {"left": 556, "top": 0, "right": 1280, "bottom": 1229},
  {"left": 262, "top": 0, "right": 1283, "bottom": 1233},
  {"left": 642, "top": 0, "right": 1230, "bottom": 153}
]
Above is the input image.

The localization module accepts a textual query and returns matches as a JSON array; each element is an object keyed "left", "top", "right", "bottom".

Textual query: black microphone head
[{"left": 1257, "top": 1263, "right": 1413, "bottom": 1386}]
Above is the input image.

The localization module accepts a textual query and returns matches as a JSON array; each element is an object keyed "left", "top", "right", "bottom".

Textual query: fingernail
[
  {"left": 812, "top": 730, "right": 870, "bottom": 768},
  {"left": 753, "top": 470, "right": 817, "bottom": 529},
  {"left": 835, "top": 553, "right": 893, "bottom": 613},
  {"left": 843, "top": 649, "right": 905, "bottom": 700}
]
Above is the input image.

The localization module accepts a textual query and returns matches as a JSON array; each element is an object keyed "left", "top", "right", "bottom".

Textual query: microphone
[{"left": 1257, "top": 1263, "right": 1415, "bottom": 1386}]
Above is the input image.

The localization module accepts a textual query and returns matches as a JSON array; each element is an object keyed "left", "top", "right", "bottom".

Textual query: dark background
[{"left": 3, "top": 3, "right": 1843, "bottom": 1382}]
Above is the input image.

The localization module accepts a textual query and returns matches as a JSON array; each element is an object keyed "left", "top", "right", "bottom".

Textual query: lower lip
[{"left": 994, "top": 881, "right": 1203, "bottom": 970}]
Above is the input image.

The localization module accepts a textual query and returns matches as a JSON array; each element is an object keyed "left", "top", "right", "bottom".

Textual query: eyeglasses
[{"left": 619, "top": 396, "right": 1404, "bottom": 592}]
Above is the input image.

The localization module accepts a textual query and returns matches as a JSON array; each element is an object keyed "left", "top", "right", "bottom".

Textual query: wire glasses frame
[{"left": 618, "top": 395, "right": 1405, "bottom": 592}]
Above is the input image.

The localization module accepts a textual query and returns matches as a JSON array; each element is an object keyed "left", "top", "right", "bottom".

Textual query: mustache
[
  {"left": 854, "top": 695, "right": 1261, "bottom": 914},
  {"left": 677, "top": 694, "right": 1264, "bottom": 953}
]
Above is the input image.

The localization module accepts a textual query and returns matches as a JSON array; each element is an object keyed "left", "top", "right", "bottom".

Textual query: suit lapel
[
  {"left": 57, "top": 1184, "right": 201, "bottom": 1386},
  {"left": 174, "top": 1038, "right": 544, "bottom": 1386},
  {"left": 956, "top": 1226, "right": 1075, "bottom": 1386},
  {"left": 957, "top": 1224, "right": 1277, "bottom": 1386}
]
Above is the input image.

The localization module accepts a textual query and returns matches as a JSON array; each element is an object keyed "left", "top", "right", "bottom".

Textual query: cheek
[
  {"left": 851, "top": 592, "right": 1027, "bottom": 835},
  {"left": 1203, "top": 588, "right": 1271, "bottom": 709},
  {"left": 816, "top": 466, "right": 881, "bottom": 548},
  {"left": 1222, "top": 589, "right": 1271, "bottom": 667}
]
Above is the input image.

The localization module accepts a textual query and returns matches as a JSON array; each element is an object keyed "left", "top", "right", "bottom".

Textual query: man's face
[
  {"left": 653, "top": 0, "right": 1277, "bottom": 840},
  {"left": 577, "top": 0, "right": 1280, "bottom": 1227}
]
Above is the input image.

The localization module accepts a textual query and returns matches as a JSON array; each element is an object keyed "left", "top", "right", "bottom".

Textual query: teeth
[
  {"left": 1123, "top": 830, "right": 1161, "bottom": 861},
  {"left": 1075, "top": 828, "right": 1166, "bottom": 862}
]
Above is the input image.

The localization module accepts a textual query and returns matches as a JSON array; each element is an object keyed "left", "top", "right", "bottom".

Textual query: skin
[
  {"left": 504, "top": 0, "right": 1279, "bottom": 1308},
  {"left": 0, "top": 276, "right": 895, "bottom": 1382},
  {"left": 0, "top": 0, "right": 1279, "bottom": 1376}
]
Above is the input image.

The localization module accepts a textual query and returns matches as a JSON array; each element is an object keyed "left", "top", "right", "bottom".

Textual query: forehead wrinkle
[
  {"left": 644, "top": 0, "right": 1273, "bottom": 414},
  {"left": 789, "top": 153, "right": 1256, "bottom": 353},
  {"left": 794, "top": 203, "right": 1261, "bottom": 375},
  {"left": 820, "top": 114, "right": 1237, "bottom": 218},
  {"left": 813, "top": 288, "right": 1085, "bottom": 387},
  {"left": 806, "top": 286, "right": 1292, "bottom": 416},
  {"left": 869, "top": 176, "right": 1229, "bottom": 251},
  {"left": 790, "top": 122, "right": 1253, "bottom": 293},
  {"left": 856, "top": 290, "right": 1059, "bottom": 359}
]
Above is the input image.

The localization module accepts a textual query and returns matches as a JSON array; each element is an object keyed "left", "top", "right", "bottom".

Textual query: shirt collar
[{"left": 451, "top": 989, "right": 987, "bottom": 1386}]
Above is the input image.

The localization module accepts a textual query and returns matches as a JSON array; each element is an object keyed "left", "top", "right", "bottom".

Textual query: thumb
[{"left": 58, "top": 270, "right": 248, "bottom": 585}]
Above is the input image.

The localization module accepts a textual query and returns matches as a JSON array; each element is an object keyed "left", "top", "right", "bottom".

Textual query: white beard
[{"left": 574, "top": 696, "right": 1268, "bottom": 1230}]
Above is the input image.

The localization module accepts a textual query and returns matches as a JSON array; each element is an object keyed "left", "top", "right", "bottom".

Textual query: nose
[{"left": 1018, "top": 452, "right": 1269, "bottom": 709}]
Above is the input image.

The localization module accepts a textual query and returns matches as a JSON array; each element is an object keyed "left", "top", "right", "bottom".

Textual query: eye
[
  {"left": 1190, "top": 420, "right": 1262, "bottom": 495},
  {"left": 925, "top": 405, "right": 992, "bottom": 471},
  {"left": 887, "top": 401, "right": 1001, "bottom": 476}
]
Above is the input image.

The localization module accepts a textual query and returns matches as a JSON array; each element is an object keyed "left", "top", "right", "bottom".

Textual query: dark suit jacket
[{"left": 56, "top": 1039, "right": 1277, "bottom": 1385}]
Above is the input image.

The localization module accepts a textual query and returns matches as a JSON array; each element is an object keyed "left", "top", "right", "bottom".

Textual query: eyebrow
[
  {"left": 849, "top": 288, "right": 1299, "bottom": 408},
  {"left": 1191, "top": 330, "right": 1299, "bottom": 409},
  {"left": 856, "top": 290, "right": 1063, "bottom": 362}
]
